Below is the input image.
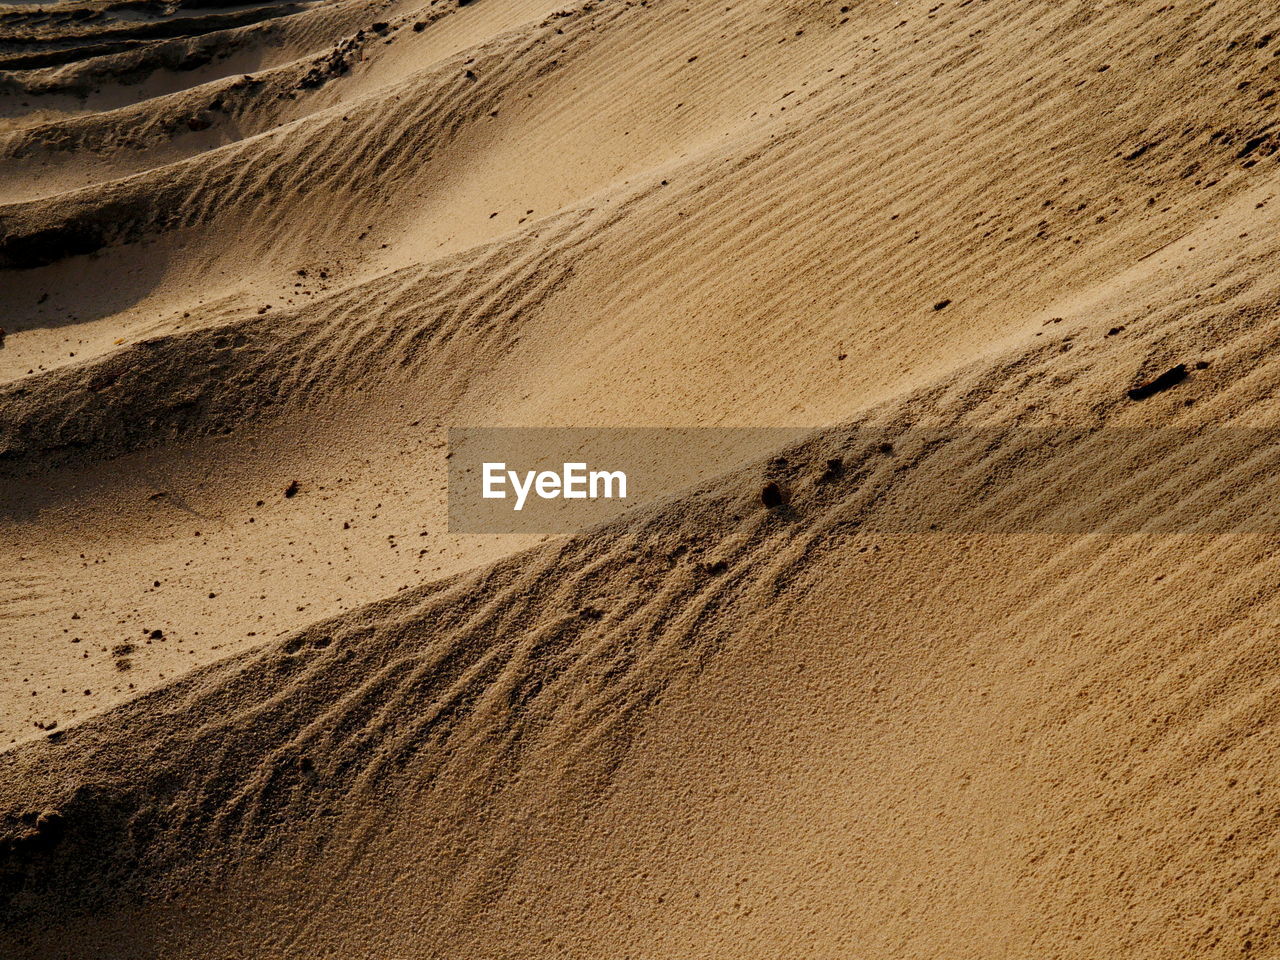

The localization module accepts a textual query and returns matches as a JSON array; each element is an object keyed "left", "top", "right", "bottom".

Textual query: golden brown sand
[{"left": 4, "top": 0, "right": 1280, "bottom": 955}]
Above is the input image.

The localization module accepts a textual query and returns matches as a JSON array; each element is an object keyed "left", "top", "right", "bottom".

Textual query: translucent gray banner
[{"left": 447, "top": 426, "right": 1280, "bottom": 534}]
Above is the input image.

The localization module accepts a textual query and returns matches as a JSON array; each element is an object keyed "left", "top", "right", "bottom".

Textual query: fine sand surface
[{"left": 5, "top": 0, "right": 1280, "bottom": 956}]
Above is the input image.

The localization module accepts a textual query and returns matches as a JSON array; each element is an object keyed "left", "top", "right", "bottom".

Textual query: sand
[{"left": 3, "top": 0, "right": 1280, "bottom": 955}]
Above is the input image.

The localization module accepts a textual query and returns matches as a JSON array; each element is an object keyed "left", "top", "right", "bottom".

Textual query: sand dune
[{"left": 4, "top": 0, "right": 1280, "bottom": 955}]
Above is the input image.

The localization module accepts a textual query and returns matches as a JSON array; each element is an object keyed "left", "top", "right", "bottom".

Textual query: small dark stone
[
  {"left": 1128, "top": 364, "right": 1188, "bottom": 400},
  {"left": 933, "top": 299, "right": 952, "bottom": 311},
  {"left": 284, "top": 480, "right": 301, "bottom": 498},
  {"left": 761, "top": 481, "right": 785, "bottom": 508}
]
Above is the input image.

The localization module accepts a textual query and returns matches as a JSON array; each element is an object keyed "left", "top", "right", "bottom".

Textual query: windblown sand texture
[{"left": 4, "top": 0, "right": 1280, "bottom": 956}]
